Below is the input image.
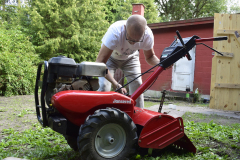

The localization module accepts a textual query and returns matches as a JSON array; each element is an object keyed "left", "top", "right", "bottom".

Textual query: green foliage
[
  {"left": 0, "top": 23, "right": 39, "bottom": 96},
  {"left": 29, "top": 0, "right": 109, "bottom": 62},
  {"left": 0, "top": 120, "right": 239, "bottom": 159},
  {"left": 228, "top": 0, "right": 240, "bottom": 14},
  {"left": 144, "top": 101, "right": 159, "bottom": 108},
  {"left": 0, "top": 2, "right": 31, "bottom": 32},
  {"left": 185, "top": 120, "right": 240, "bottom": 143},
  {"left": 155, "top": 0, "right": 228, "bottom": 22},
  {"left": 104, "top": 0, "right": 160, "bottom": 24},
  {"left": 0, "top": 124, "right": 80, "bottom": 159},
  {"left": 0, "top": 3, "right": 18, "bottom": 23}
]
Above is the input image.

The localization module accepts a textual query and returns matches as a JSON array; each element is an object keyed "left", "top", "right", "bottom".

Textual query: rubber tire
[
  {"left": 64, "top": 135, "right": 78, "bottom": 151},
  {"left": 77, "top": 108, "right": 138, "bottom": 160}
]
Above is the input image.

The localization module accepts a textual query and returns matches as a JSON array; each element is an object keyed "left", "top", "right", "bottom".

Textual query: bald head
[{"left": 126, "top": 15, "right": 147, "bottom": 35}]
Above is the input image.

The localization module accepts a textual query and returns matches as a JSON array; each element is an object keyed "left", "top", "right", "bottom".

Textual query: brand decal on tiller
[
  {"left": 113, "top": 99, "right": 131, "bottom": 104},
  {"left": 164, "top": 49, "right": 173, "bottom": 52}
]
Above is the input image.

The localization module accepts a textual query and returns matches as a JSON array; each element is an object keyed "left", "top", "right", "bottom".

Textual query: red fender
[{"left": 132, "top": 107, "right": 196, "bottom": 153}]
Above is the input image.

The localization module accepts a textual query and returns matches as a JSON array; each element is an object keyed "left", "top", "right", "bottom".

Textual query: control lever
[
  {"left": 176, "top": 30, "right": 192, "bottom": 60},
  {"left": 158, "top": 90, "right": 166, "bottom": 113}
]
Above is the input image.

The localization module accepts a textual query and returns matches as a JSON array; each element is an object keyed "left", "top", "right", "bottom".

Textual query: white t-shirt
[{"left": 101, "top": 20, "right": 154, "bottom": 60}]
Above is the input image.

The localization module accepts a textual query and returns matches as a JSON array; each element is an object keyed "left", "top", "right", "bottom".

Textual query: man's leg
[{"left": 121, "top": 55, "right": 144, "bottom": 108}]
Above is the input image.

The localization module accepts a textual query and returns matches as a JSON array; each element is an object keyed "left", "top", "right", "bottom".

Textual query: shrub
[
  {"left": 29, "top": 0, "right": 109, "bottom": 62},
  {"left": 0, "top": 23, "right": 39, "bottom": 96}
]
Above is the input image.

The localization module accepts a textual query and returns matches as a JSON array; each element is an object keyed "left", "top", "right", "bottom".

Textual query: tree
[
  {"left": 155, "top": 0, "right": 228, "bottom": 22},
  {"left": 104, "top": 0, "right": 160, "bottom": 24},
  {"left": 228, "top": 0, "right": 240, "bottom": 14},
  {"left": 29, "top": 0, "right": 109, "bottom": 62}
]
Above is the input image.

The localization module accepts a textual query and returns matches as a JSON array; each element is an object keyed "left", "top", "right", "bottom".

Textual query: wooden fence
[{"left": 210, "top": 13, "right": 240, "bottom": 111}]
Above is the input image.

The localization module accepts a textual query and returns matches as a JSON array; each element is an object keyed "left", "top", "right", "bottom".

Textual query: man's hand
[{"left": 115, "top": 84, "right": 127, "bottom": 95}]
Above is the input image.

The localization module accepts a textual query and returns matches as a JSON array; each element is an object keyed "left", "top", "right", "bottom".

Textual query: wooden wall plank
[
  {"left": 210, "top": 13, "right": 220, "bottom": 109},
  {"left": 237, "top": 14, "right": 240, "bottom": 111},
  {"left": 214, "top": 14, "right": 223, "bottom": 110},
  {"left": 217, "top": 30, "right": 240, "bottom": 34},
  {"left": 216, "top": 14, "right": 229, "bottom": 110},
  {"left": 217, "top": 29, "right": 240, "bottom": 44},
  {"left": 231, "top": 14, "right": 240, "bottom": 111},
  {"left": 215, "top": 52, "right": 234, "bottom": 57},
  {"left": 215, "top": 83, "right": 240, "bottom": 88},
  {"left": 225, "top": 14, "right": 233, "bottom": 110}
]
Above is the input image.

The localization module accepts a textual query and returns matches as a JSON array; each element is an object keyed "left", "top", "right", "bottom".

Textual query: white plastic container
[{"left": 168, "top": 104, "right": 176, "bottom": 110}]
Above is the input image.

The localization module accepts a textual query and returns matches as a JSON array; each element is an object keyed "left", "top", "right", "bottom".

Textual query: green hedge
[{"left": 0, "top": 23, "right": 39, "bottom": 96}]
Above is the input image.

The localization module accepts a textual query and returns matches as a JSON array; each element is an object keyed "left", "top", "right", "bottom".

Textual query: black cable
[
  {"left": 196, "top": 43, "right": 223, "bottom": 56},
  {"left": 143, "top": 74, "right": 159, "bottom": 93},
  {"left": 115, "top": 70, "right": 158, "bottom": 94},
  {"left": 116, "top": 71, "right": 154, "bottom": 86},
  {"left": 115, "top": 65, "right": 160, "bottom": 92}
]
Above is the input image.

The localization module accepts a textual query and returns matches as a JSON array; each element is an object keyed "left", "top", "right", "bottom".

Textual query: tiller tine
[
  {"left": 172, "top": 133, "right": 196, "bottom": 153},
  {"left": 137, "top": 112, "right": 196, "bottom": 153}
]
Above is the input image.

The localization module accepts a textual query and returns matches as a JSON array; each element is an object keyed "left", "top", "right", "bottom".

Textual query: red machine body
[
  {"left": 51, "top": 91, "right": 135, "bottom": 126},
  {"left": 35, "top": 32, "right": 227, "bottom": 158},
  {"left": 51, "top": 66, "right": 196, "bottom": 152}
]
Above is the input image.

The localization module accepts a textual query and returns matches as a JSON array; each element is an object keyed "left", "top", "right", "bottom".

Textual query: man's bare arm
[
  {"left": 143, "top": 48, "right": 160, "bottom": 66},
  {"left": 144, "top": 48, "right": 173, "bottom": 69},
  {"left": 96, "top": 45, "right": 127, "bottom": 93}
]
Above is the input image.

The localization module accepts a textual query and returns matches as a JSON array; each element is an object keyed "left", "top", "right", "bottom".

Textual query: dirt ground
[
  {"left": 146, "top": 102, "right": 240, "bottom": 126},
  {"left": 1, "top": 95, "right": 240, "bottom": 142},
  {"left": 0, "top": 95, "right": 38, "bottom": 142}
]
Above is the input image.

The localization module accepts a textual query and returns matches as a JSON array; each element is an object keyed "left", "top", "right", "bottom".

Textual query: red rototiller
[{"left": 34, "top": 31, "right": 227, "bottom": 159}]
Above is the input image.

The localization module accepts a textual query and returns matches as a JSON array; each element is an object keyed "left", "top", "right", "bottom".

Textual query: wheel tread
[
  {"left": 119, "top": 111, "right": 124, "bottom": 119},
  {"left": 89, "top": 122, "right": 98, "bottom": 128},
  {"left": 108, "top": 110, "right": 115, "bottom": 117},
  {"left": 78, "top": 107, "right": 137, "bottom": 160},
  {"left": 80, "top": 143, "right": 89, "bottom": 155},
  {"left": 83, "top": 132, "right": 92, "bottom": 138}
]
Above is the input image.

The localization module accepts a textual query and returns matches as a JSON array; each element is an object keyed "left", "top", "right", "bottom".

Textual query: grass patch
[
  {"left": 144, "top": 99, "right": 209, "bottom": 108},
  {"left": 0, "top": 124, "right": 81, "bottom": 160},
  {"left": 144, "top": 101, "right": 159, "bottom": 108},
  {"left": 1, "top": 121, "right": 239, "bottom": 160}
]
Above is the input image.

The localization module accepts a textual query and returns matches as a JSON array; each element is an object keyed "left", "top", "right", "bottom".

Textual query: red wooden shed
[{"left": 141, "top": 17, "right": 214, "bottom": 98}]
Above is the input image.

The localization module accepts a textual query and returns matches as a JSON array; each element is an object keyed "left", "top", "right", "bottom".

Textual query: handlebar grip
[
  {"left": 195, "top": 36, "right": 228, "bottom": 42},
  {"left": 213, "top": 36, "right": 228, "bottom": 41}
]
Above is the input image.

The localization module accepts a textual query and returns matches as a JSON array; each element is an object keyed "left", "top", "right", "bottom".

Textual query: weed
[
  {"left": 17, "top": 110, "right": 27, "bottom": 117},
  {"left": 144, "top": 101, "right": 159, "bottom": 108}
]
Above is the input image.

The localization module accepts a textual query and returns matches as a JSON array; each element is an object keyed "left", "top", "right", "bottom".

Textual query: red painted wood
[{"left": 141, "top": 22, "right": 214, "bottom": 95}]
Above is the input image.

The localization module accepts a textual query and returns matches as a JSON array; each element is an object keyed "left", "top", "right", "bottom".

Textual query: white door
[{"left": 171, "top": 46, "right": 196, "bottom": 92}]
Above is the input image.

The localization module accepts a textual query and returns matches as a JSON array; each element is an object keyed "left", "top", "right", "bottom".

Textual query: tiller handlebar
[
  {"left": 116, "top": 30, "right": 227, "bottom": 101},
  {"left": 122, "top": 31, "right": 227, "bottom": 154}
]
